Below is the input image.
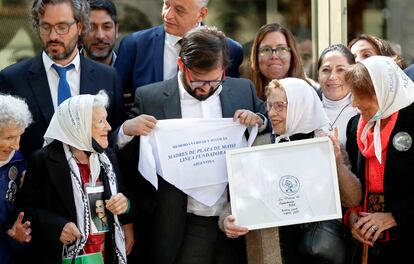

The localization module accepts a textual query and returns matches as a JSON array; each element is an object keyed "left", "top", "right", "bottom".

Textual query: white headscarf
[
  {"left": 44, "top": 94, "right": 101, "bottom": 183},
  {"left": 275, "top": 78, "right": 330, "bottom": 142},
  {"left": 359, "top": 56, "right": 414, "bottom": 163},
  {"left": 44, "top": 95, "right": 126, "bottom": 263}
]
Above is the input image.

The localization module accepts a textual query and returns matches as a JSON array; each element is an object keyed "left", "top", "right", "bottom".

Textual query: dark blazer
[
  {"left": 15, "top": 141, "right": 134, "bottom": 264},
  {"left": 0, "top": 53, "right": 125, "bottom": 160},
  {"left": 115, "top": 76, "right": 264, "bottom": 264},
  {"left": 114, "top": 25, "right": 244, "bottom": 94},
  {"left": 346, "top": 103, "right": 414, "bottom": 259}
]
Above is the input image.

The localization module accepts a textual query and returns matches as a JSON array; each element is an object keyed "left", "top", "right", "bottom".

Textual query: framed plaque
[{"left": 226, "top": 137, "right": 342, "bottom": 230}]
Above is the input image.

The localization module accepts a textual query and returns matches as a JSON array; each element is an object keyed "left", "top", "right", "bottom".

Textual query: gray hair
[
  {"left": 31, "top": 0, "right": 90, "bottom": 37},
  {"left": 195, "top": 0, "right": 209, "bottom": 8},
  {"left": 0, "top": 94, "right": 33, "bottom": 132},
  {"left": 93, "top": 90, "right": 109, "bottom": 108}
]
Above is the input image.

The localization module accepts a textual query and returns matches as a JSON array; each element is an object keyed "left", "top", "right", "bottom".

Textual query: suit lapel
[
  {"left": 153, "top": 26, "right": 165, "bottom": 82},
  {"left": 28, "top": 54, "right": 55, "bottom": 124},
  {"left": 162, "top": 77, "right": 182, "bottom": 119},
  {"left": 46, "top": 142, "right": 77, "bottom": 221},
  {"left": 220, "top": 82, "right": 236, "bottom": 118},
  {"left": 79, "top": 56, "right": 98, "bottom": 94}
]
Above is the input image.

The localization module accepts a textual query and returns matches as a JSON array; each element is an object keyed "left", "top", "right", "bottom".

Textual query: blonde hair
[{"left": 265, "top": 79, "right": 285, "bottom": 98}]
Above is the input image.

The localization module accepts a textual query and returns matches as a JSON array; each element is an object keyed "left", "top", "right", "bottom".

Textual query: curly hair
[
  {"left": 93, "top": 90, "right": 109, "bottom": 108},
  {"left": 264, "top": 79, "right": 285, "bottom": 98},
  {"left": 31, "top": 0, "right": 90, "bottom": 37},
  {"left": 0, "top": 94, "right": 33, "bottom": 132}
]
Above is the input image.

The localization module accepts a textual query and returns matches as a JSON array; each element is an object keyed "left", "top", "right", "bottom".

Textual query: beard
[
  {"left": 181, "top": 75, "right": 218, "bottom": 101},
  {"left": 83, "top": 40, "right": 114, "bottom": 60},
  {"left": 44, "top": 40, "right": 78, "bottom": 61}
]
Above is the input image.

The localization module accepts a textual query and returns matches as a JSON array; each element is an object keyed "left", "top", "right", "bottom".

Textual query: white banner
[{"left": 139, "top": 118, "right": 258, "bottom": 206}]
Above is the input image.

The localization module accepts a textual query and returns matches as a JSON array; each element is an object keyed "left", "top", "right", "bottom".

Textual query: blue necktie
[{"left": 52, "top": 64, "right": 75, "bottom": 105}]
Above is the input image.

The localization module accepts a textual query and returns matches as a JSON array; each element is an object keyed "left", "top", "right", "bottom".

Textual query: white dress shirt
[
  {"left": 117, "top": 73, "right": 229, "bottom": 216},
  {"left": 176, "top": 72, "right": 228, "bottom": 216},
  {"left": 163, "top": 33, "right": 182, "bottom": 81},
  {"left": 111, "top": 51, "right": 117, "bottom": 67},
  {"left": 42, "top": 51, "right": 81, "bottom": 110}
]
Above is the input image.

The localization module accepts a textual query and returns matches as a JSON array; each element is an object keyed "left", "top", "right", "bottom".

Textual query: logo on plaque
[{"left": 279, "top": 175, "right": 300, "bottom": 196}]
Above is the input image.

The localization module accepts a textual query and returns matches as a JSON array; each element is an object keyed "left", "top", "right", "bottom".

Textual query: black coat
[
  {"left": 346, "top": 103, "right": 414, "bottom": 259},
  {"left": 16, "top": 141, "right": 134, "bottom": 263}
]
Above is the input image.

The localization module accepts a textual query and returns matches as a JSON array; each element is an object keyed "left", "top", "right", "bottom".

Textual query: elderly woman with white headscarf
[
  {"left": 0, "top": 94, "right": 32, "bottom": 263},
  {"left": 267, "top": 78, "right": 331, "bottom": 142},
  {"left": 344, "top": 56, "right": 414, "bottom": 262},
  {"left": 16, "top": 91, "right": 134, "bottom": 264},
  {"left": 221, "top": 78, "right": 362, "bottom": 263}
]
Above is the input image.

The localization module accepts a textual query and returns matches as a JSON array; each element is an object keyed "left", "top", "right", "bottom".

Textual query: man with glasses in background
[
  {"left": 0, "top": 0, "right": 124, "bottom": 160},
  {"left": 113, "top": 26, "right": 266, "bottom": 264}
]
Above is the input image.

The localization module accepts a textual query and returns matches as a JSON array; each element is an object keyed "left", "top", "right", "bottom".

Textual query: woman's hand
[
  {"left": 233, "top": 110, "right": 264, "bottom": 127},
  {"left": 349, "top": 211, "right": 367, "bottom": 244},
  {"left": 328, "top": 127, "right": 343, "bottom": 162},
  {"left": 123, "top": 223, "right": 135, "bottom": 255},
  {"left": 351, "top": 212, "right": 397, "bottom": 246},
  {"left": 60, "top": 222, "right": 81, "bottom": 245},
  {"left": 7, "top": 212, "right": 32, "bottom": 243},
  {"left": 223, "top": 215, "right": 249, "bottom": 239},
  {"left": 106, "top": 193, "right": 128, "bottom": 215},
  {"left": 330, "top": 128, "right": 363, "bottom": 208}
]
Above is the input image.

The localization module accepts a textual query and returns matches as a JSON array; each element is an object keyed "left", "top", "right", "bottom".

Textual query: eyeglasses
[
  {"left": 258, "top": 46, "right": 291, "bottom": 60},
  {"left": 39, "top": 21, "right": 77, "bottom": 35},
  {"left": 266, "top": 101, "right": 288, "bottom": 111},
  {"left": 184, "top": 65, "right": 226, "bottom": 90}
]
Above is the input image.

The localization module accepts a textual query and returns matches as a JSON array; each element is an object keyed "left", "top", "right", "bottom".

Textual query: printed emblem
[
  {"left": 8, "top": 166, "right": 18, "bottom": 181},
  {"left": 279, "top": 175, "right": 300, "bottom": 196},
  {"left": 392, "top": 132, "right": 412, "bottom": 152}
]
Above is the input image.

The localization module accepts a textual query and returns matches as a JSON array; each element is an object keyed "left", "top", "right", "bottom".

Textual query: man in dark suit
[
  {"left": 114, "top": 26, "right": 265, "bottom": 264},
  {"left": 114, "top": 0, "right": 243, "bottom": 96},
  {"left": 0, "top": 0, "right": 124, "bottom": 160}
]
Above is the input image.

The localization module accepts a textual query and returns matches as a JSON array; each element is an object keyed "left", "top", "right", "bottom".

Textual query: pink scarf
[{"left": 356, "top": 112, "right": 398, "bottom": 193}]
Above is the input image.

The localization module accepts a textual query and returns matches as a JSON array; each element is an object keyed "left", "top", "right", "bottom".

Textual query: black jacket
[
  {"left": 16, "top": 141, "right": 134, "bottom": 263},
  {"left": 346, "top": 103, "right": 414, "bottom": 259}
]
